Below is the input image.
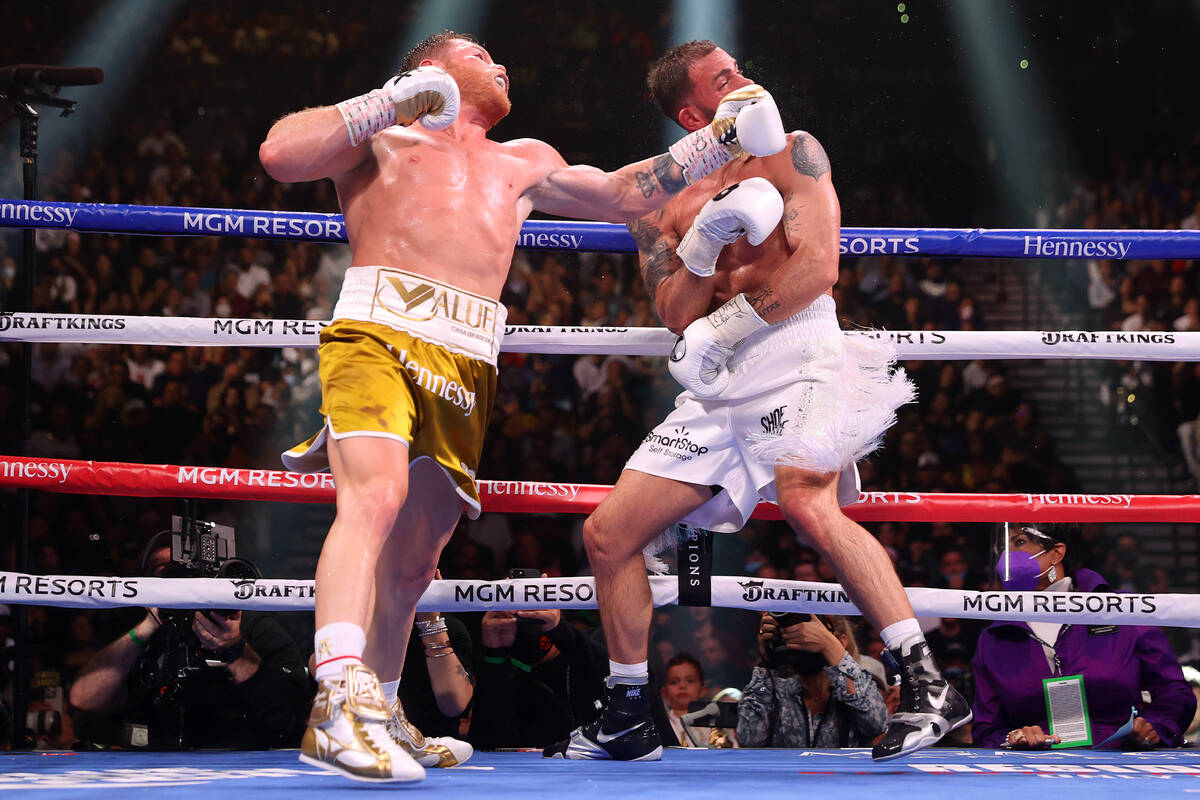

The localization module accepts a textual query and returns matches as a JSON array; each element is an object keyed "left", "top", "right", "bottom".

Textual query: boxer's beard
[{"left": 447, "top": 64, "right": 511, "bottom": 129}]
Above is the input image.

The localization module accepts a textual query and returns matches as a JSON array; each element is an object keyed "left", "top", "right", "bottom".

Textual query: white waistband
[
  {"left": 727, "top": 294, "right": 841, "bottom": 371},
  {"left": 333, "top": 266, "right": 505, "bottom": 364}
]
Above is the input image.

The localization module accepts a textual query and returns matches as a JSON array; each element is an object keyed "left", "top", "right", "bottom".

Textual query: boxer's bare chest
[{"left": 669, "top": 157, "right": 793, "bottom": 304}]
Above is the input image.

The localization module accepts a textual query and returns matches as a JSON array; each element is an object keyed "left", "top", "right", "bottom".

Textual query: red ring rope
[{"left": 1, "top": 456, "right": 1196, "bottom": 523}]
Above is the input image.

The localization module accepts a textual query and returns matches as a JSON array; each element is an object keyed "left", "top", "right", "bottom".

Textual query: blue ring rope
[{"left": 3, "top": 199, "right": 1200, "bottom": 258}]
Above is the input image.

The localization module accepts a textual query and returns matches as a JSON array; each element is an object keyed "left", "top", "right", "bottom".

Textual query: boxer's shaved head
[{"left": 647, "top": 40, "right": 719, "bottom": 120}]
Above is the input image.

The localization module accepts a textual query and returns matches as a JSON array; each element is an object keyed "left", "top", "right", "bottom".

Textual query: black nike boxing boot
[
  {"left": 543, "top": 676, "right": 663, "bottom": 761},
  {"left": 872, "top": 635, "right": 972, "bottom": 761}
]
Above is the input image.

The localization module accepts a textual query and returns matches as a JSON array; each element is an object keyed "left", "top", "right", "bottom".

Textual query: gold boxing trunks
[{"left": 282, "top": 267, "right": 503, "bottom": 518}]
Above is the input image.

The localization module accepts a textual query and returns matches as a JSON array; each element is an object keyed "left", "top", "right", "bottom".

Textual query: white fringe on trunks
[{"left": 745, "top": 332, "right": 914, "bottom": 472}]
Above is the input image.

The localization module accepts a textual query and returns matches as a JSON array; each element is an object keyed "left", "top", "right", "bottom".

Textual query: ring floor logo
[{"left": 0, "top": 765, "right": 326, "bottom": 789}]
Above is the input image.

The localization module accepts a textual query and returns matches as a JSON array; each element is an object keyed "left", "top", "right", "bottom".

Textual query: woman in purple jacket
[{"left": 972, "top": 522, "right": 1195, "bottom": 749}]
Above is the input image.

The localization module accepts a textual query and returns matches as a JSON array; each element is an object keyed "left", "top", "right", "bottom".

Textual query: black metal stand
[{"left": 0, "top": 84, "right": 77, "bottom": 749}]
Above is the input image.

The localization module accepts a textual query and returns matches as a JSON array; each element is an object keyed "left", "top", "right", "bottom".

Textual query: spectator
[
  {"left": 1183, "top": 665, "right": 1200, "bottom": 744},
  {"left": 69, "top": 534, "right": 310, "bottom": 749},
  {"left": 972, "top": 523, "right": 1196, "bottom": 749},
  {"left": 659, "top": 653, "right": 737, "bottom": 748},
  {"left": 386, "top": 583, "right": 474, "bottom": 766},
  {"left": 471, "top": 590, "right": 608, "bottom": 749},
  {"left": 738, "top": 613, "right": 887, "bottom": 747}
]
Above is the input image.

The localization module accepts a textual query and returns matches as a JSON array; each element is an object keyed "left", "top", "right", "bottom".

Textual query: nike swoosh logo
[
  {"left": 927, "top": 684, "right": 950, "bottom": 710},
  {"left": 595, "top": 722, "right": 645, "bottom": 743}
]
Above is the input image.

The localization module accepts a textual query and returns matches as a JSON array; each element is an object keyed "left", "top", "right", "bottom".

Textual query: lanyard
[
  {"left": 802, "top": 691, "right": 831, "bottom": 748},
  {"left": 1026, "top": 625, "right": 1071, "bottom": 677}
]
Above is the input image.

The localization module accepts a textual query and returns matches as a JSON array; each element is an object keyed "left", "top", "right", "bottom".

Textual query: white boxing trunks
[{"left": 624, "top": 294, "right": 914, "bottom": 534}]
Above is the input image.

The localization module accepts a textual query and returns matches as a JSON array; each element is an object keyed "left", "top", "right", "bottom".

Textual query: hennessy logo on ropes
[{"left": 377, "top": 275, "right": 495, "bottom": 331}]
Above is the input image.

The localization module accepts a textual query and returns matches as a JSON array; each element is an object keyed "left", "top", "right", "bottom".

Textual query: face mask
[{"left": 996, "top": 549, "right": 1052, "bottom": 591}]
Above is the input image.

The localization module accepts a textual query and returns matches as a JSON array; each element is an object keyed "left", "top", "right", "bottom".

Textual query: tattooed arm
[
  {"left": 527, "top": 144, "right": 691, "bottom": 223},
  {"left": 628, "top": 207, "right": 716, "bottom": 333},
  {"left": 743, "top": 131, "right": 841, "bottom": 323}
]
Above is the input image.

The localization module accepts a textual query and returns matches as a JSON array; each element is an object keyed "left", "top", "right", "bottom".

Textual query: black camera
[
  {"left": 764, "top": 612, "right": 836, "bottom": 675},
  {"left": 156, "top": 515, "right": 259, "bottom": 622},
  {"left": 508, "top": 569, "right": 551, "bottom": 664},
  {"left": 765, "top": 612, "right": 813, "bottom": 668},
  {"left": 138, "top": 515, "right": 261, "bottom": 703}
]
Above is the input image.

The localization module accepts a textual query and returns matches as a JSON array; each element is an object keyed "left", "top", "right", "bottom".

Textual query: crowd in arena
[{"left": 2, "top": 0, "right": 1199, "bottom": 752}]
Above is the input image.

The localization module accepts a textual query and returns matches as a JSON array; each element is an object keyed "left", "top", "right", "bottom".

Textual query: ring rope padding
[
  {"left": 0, "top": 312, "right": 1195, "bottom": 360},
  {"left": 0, "top": 456, "right": 1196, "bottom": 523},
  {"left": 4, "top": 198, "right": 1200, "bottom": 258},
  {"left": 0, "top": 572, "right": 1190, "bottom": 627}
]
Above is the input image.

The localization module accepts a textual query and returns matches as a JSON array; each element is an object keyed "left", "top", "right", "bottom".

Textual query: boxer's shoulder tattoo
[
  {"left": 790, "top": 133, "right": 830, "bottom": 181},
  {"left": 651, "top": 153, "right": 688, "bottom": 195},
  {"left": 746, "top": 286, "right": 781, "bottom": 317},
  {"left": 628, "top": 210, "right": 665, "bottom": 252}
]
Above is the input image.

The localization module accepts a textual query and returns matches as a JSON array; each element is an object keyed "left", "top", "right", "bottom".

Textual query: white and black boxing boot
[
  {"left": 872, "top": 635, "right": 972, "bottom": 761},
  {"left": 543, "top": 676, "right": 663, "bottom": 761}
]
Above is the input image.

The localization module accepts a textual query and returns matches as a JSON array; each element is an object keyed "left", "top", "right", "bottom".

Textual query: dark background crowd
[{"left": 2, "top": 0, "right": 1199, "bottom": 749}]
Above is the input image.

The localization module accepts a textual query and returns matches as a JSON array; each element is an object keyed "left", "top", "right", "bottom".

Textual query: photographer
[
  {"left": 738, "top": 612, "right": 887, "bottom": 747},
  {"left": 69, "top": 534, "right": 309, "bottom": 750},
  {"left": 470, "top": 572, "right": 608, "bottom": 750}
]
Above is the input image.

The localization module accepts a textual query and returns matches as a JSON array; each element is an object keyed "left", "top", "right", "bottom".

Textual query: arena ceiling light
[
  {"left": 945, "top": 1, "right": 1059, "bottom": 223},
  {"left": 39, "top": 0, "right": 186, "bottom": 174},
  {"left": 394, "top": 0, "right": 491, "bottom": 75}
]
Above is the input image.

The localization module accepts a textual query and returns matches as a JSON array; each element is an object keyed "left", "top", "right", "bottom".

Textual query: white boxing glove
[
  {"left": 336, "top": 66, "right": 460, "bottom": 146},
  {"left": 676, "top": 177, "right": 784, "bottom": 277},
  {"left": 668, "top": 293, "right": 768, "bottom": 397},
  {"left": 383, "top": 66, "right": 460, "bottom": 130},
  {"left": 668, "top": 84, "right": 787, "bottom": 184}
]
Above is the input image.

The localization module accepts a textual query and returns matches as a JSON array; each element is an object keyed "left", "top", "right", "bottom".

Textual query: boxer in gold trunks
[{"left": 259, "top": 31, "right": 786, "bottom": 782}]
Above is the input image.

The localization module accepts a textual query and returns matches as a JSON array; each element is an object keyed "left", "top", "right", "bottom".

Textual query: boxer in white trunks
[
  {"left": 259, "top": 31, "right": 787, "bottom": 782},
  {"left": 545, "top": 40, "right": 970, "bottom": 763}
]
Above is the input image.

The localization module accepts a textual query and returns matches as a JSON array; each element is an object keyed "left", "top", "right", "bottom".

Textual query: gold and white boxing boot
[
  {"left": 387, "top": 697, "right": 474, "bottom": 767},
  {"left": 299, "top": 663, "right": 425, "bottom": 783}
]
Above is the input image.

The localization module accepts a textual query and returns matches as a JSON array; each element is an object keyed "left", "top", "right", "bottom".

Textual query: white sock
[
  {"left": 880, "top": 618, "right": 923, "bottom": 650},
  {"left": 313, "top": 622, "right": 366, "bottom": 682},
  {"left": 380, "top": 679, "right": 400, "bottom": 705},
  {"left": 608, "top": 660, "right": 649, "bottom": 682}
]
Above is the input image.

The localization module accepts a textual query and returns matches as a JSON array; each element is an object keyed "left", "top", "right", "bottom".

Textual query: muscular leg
[
  {"left": 776, "top": 465, "right": 975, "bottom": 759},
  {"left": 315, "top": 435, "right": 411, "bottom": 631},
  {"left": 365, "top": 458, "right": 464, "bottom": 681},
  {"left": 584, "top": 469, "right": 711, "bottom": 665},
  {"left": 775, "top": 464, "right": 913, "bottom": 630}
]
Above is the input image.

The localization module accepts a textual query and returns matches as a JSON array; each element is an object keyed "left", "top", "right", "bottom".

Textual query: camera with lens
[
  {"left": 508, "top": 568, "right": 553, "bottom": 665},
  {"left": 138, "top": 514, "right": 261, "bottom": 704},
  {"left": 157, "top": 515, "right": 260, "bottom": 611},
  {"left": 765, "top": 611, "right": 811, "bottom": 667}
]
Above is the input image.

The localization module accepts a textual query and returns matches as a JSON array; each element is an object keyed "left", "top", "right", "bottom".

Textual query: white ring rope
[
  {"left": 0, "top": 572, "right": 1189, "bottom": 627},
  {"left": 0, "top": 312, "right": 1194, "bottom": 360}
]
